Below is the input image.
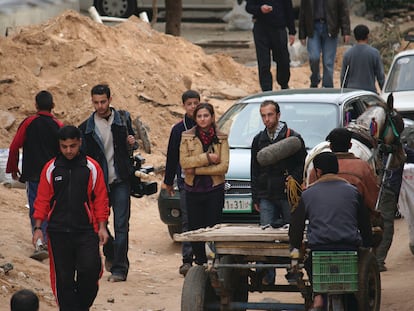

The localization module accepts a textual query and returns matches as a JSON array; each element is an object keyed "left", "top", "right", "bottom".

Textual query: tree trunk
[
  {"left": 151, "top": 0, "right": 158, "bottom": 26},
  {"left": 165, "top": 0, "right": 182, "bottom": 36}
]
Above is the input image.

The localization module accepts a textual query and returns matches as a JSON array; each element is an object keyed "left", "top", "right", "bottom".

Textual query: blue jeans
[
  {"left": 258, "top": 198, "right": 290, "bottom": 284},
  {"left": 27, "top": 181, "right": 48, "bottom": 243},
  {"left": 259, "top": 198, "right": 291, "bottom": 227},
  {"left": 104, "top": 181, "right": 131, "bottom": 278},
  {"left": 307, "top": 21, "right": 338, "bottom": 88},
  {"left": 180, "top": 189, "right": 193, "bottom": 264}
]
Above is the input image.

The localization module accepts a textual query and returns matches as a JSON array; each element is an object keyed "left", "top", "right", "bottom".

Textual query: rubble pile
[{"left": 0, "top": 10, "right": 259, "bottom": 152}]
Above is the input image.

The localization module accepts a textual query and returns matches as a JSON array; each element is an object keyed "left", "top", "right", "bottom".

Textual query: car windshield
[
  {"left": 384, "top": 55, "right": 414, "bottom": 92},
  {"left": 217, "top": 102, "right": 339, "bottom": 150}
]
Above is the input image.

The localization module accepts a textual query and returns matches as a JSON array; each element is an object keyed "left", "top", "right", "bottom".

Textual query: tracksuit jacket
[
  {"left": 6, "top": 111, "right": 63, "bottom": 182},
  {"left": 33, "top": 152, "right": 109, "bottom": 233}
]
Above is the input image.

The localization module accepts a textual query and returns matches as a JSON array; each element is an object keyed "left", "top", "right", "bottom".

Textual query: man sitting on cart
[{"left": 289, "top": 152, "right": 373, "bottom": 310}]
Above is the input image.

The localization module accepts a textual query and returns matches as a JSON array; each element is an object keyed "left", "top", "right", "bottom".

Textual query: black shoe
[
  {"left": 108, "top": 274, "right": 127, "bottom": 282},
  {"left": 104, "top": 258, "right": 113, "bottom": 272},
  {"left": 179, "top": 263, "right": 192, "bottom": 276},
  {"left": 285, "top": 271, "right": 303, "bottom": 284},
  {"left": 30, "top": 245, "right": 49, "bottom": 261},
  {"left": 30, "top": 250, "right": 49, "bottom": 261},
  {"left": 395, "top": 210, "right": 402, "bottom": 219},
  {"left": 262, "top": 269, "right": 275, "bottom": 285}
]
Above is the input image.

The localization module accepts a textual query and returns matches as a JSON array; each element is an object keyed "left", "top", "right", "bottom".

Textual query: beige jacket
[{"left": 180, "top": 127, "right": 229, "bottom": 187}]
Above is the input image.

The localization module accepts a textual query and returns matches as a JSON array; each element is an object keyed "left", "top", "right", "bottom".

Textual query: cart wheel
[
  {"left": 218, "top": 255, "right": 248, "bottom": 310},
  {"left": 357, "top": 249, "right": 381, "bottom": 311},
  {"left": 181, "top": 266, "right": 219, "bottom": 311}
]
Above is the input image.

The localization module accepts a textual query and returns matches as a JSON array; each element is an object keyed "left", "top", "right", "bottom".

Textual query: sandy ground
[{"left": 1, "top": 11, "right": 414, "bottom": 311}]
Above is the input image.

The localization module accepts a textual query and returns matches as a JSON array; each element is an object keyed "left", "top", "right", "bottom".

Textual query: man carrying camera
[{"left": 79, "top": 84, "right": 136, "bottom": 283}]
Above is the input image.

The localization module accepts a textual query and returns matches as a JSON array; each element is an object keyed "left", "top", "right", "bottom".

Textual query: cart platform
[{"left": 174, "top": 224, "right": 292, "bottom": 257}]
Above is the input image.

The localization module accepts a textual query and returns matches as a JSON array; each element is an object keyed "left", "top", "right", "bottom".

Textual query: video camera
[{"left": 130, "top": 154, "right": 158, "bottom": 198}]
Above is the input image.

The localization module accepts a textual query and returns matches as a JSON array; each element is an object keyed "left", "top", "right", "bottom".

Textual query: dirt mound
[{"left": 0, "top": 10, "right": 259, "bottom": 156}]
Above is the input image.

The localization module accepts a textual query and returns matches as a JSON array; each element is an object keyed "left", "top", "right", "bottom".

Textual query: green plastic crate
[{"left": 312, "top": 251, "right": 358, "bottom": 293}]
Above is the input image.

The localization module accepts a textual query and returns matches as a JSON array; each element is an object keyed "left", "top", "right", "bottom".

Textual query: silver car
[{"left": 381, "top": 48, "right": 414, "bottom": 124}]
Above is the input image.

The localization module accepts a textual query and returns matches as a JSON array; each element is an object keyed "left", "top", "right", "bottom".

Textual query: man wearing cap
[
  {"left": 309, "top": 127, "right": 379, "bottom": 210},
  {"left": 289, "top": 151, "right": 373, "bottom": 310}
]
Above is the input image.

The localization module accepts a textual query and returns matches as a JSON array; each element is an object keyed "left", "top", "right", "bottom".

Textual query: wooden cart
[{"left": 174, "top": 224, "right": 381, "bottom": 311}]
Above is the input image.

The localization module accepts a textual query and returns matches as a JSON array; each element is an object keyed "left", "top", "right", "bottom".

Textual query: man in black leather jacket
[{"left": 79, "top": 84, "right": 136, "bottom": 283}]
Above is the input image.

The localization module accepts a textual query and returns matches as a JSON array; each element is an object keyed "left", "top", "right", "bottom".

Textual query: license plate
[{"left": 223, "top": 197, "right": 252, "bottom": 213}]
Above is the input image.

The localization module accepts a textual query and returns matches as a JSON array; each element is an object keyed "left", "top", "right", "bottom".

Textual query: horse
[{"left": 304, "top": 93, "right": 406, "bottom": 186}]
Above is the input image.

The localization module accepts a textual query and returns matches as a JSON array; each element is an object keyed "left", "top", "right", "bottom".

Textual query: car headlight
[{"left": 170, "top": 208, "right": 181, "bottom": 218}]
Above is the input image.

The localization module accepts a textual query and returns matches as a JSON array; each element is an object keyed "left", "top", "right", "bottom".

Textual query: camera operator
[{"left": 79, "top": 84, "right": 136, "bottom": 283}]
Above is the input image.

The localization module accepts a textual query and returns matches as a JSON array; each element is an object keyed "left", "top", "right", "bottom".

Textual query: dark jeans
[
  {"left": 49, "top": 231, "right": 102, "bottom": 311},
  {"left": 186, "top": 187, "right": 224, "bottom": 265},
  {"left": 104, "top": 181, "right": 131, "bottom": 278},
  {"left": 27, "top": 181, "right": 48, "bottom": 242},
  {"left": 253, "top": 22, "right": 291, "bottom": 91},
  {"left": 180, "top": 189, "right": 193, "bottom": 264}
]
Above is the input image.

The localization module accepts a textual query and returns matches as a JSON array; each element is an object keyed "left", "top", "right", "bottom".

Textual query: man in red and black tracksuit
[
  {"left": 6, "top": 90, "right": 63, "bottom": 258},
  {"left": 33, "top": 125, "right": 109, "bottom": 311}
]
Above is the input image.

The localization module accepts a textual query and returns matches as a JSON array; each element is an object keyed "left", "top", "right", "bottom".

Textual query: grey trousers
[{"left": 375, "top": 187, "right": 397, "bottom": 266}]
